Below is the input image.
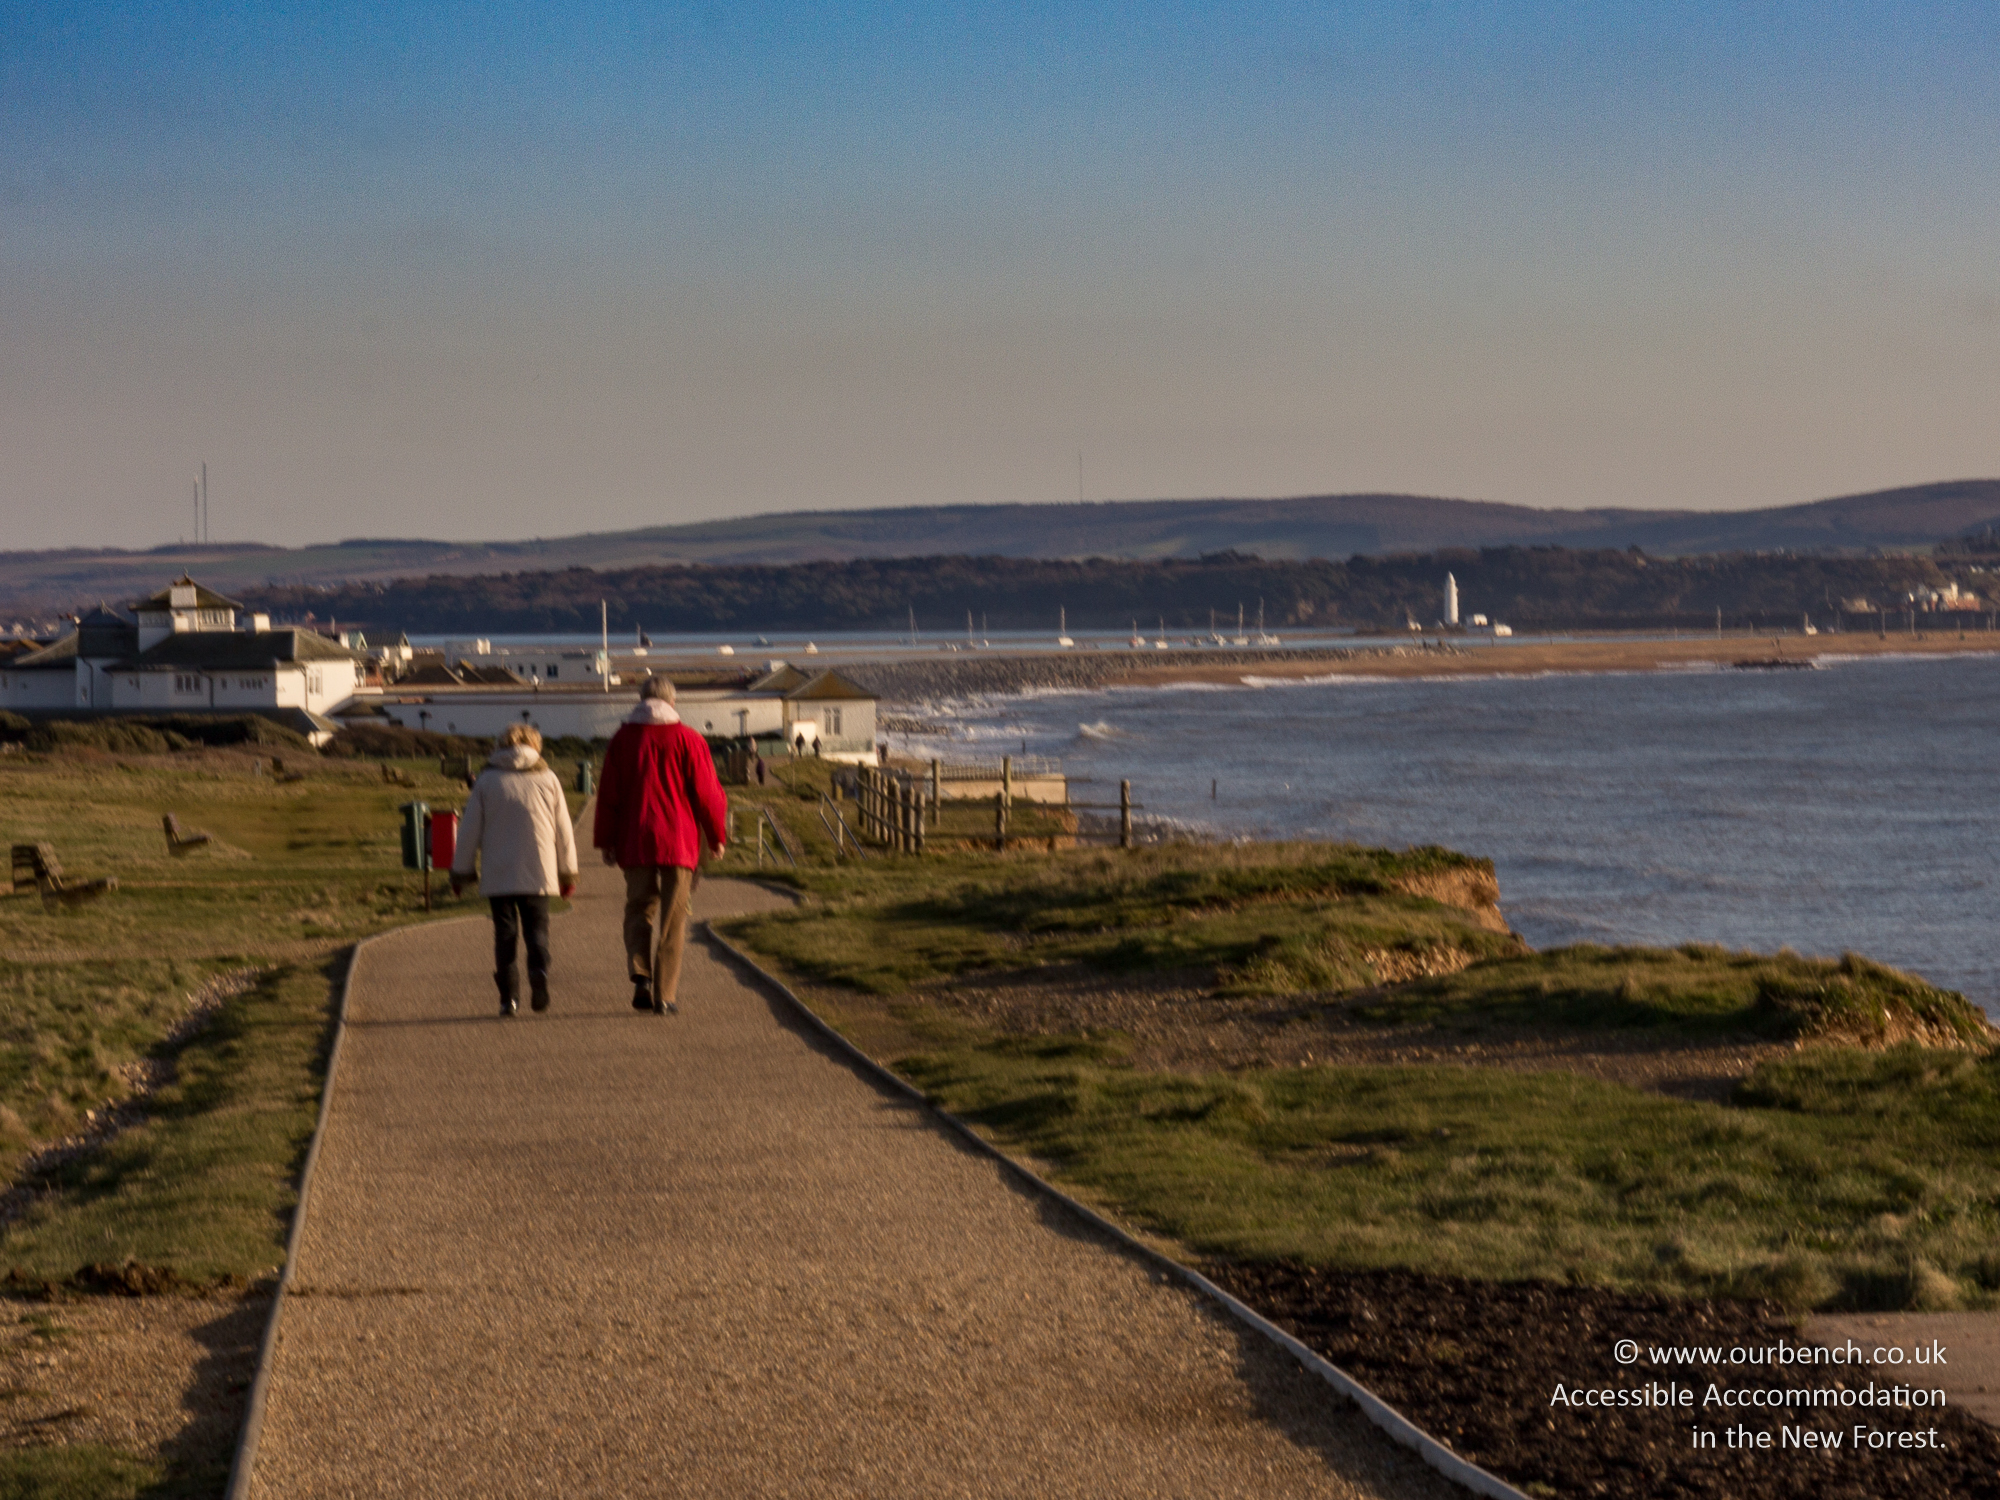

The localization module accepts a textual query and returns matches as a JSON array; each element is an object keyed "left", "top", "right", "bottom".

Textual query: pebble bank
[{"left": 843, "top": 646, "right": 1378, "bottom": 703}]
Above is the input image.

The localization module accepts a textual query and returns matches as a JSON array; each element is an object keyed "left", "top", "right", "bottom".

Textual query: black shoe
[
  {"left": 652, "top": 994, "right": 677, "bottom": 1016},
  {"left": 496, "top": 967, "right": 521, "bottom": 1017},
  {"left": 501, "top": 996, "right": 519, "bottom": 1017},
  {"left": 631, "top": 977, "right": 653, "bottom": 1012},
  {"left": 529, "top": 973, "right": 550, "bottom": 1013}
]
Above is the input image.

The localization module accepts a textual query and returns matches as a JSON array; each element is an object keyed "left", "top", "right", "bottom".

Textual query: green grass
[
  {"left": 0, "top": 1446, "right": 163, "bottom": 1500},
  {"left": 0, "top": 744, "right": 585, "bottom": 1277},
  {"left": 721, "top": 835, "right": 2000, "bottom": 1311},
  {"left": 885, "top": 1030, "right": 2000, "bottom": 1310},
  {"left": 0, "top": 963, "right": 339, "bottom": 1280}
]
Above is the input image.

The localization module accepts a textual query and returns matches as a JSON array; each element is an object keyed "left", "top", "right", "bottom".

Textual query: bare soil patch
[
  {"left": 0, "top": 1287, "right": 266, "bottom": 1479},
  {"left": 904, "top": 967, "right": 1791, "bottom": 1099},
  {"left": 1209, "top": 1262, "right": 2000, "bottom": 1500}
]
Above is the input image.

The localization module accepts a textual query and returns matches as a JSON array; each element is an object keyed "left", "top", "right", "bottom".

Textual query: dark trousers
[{"left": 490, "top": 895, "right": 551, "bottom": 979}]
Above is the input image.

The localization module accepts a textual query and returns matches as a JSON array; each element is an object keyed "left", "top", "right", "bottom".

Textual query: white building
[
  {"left": 0, "top": 574, "right": 883, "bottom": 757},
  {"left": 355, "top": 660, "right": 880, "bottom": 760},
  {"left": 0, "top": 577, "right": 364, "bottom": 742}
]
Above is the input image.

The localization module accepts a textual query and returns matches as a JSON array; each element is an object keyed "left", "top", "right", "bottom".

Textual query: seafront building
[
  {"left": 352, "top": 658, "right": 879, "bottom": 760},
  {"left": 0, "top": 572, "right": 880, "bottom": 757},
  {"left": 0, "top": 577, "right": 364, "bottom": 742}
]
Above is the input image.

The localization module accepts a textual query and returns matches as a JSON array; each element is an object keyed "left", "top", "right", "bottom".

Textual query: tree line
[{"left": 233, "top": 548, "right": 1973, "bottom": 635}]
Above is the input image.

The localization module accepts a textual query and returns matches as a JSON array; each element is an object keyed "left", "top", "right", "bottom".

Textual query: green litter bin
[{"left": 398, "top": 801, "right": 431, "bottom": 871}]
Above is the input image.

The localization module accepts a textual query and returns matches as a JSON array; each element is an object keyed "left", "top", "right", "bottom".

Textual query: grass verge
[
  {"left": 720, "top": 838, "right": 1999, "bottom": 1310},
  {"left": 724, "top": 836, "right": 1522, "bottom": 996},
  {"left": 0, "top": 962, "right": 340, "bottom": 1281}
]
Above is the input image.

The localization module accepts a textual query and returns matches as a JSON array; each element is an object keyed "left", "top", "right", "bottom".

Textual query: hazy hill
[{"left": 5, "top": 479, "right": 1999, "bottom": 616}]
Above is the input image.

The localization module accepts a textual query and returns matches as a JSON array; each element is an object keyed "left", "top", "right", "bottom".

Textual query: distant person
[
  {"left": 594, "top": 676, "right": 729, "bottom": 1015},
  {"left": 450, "top": 724, "right": 578, "bottom": 1016}
]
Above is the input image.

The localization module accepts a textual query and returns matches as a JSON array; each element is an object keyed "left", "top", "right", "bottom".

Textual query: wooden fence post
[
  {"left": 930, "top": 758, "right": 941, "bottom": 815},
  {"left": 1120, "top": 779, "right": 1132, "bottom": 849},
  {"left": 994, "top": 791, "right": 1006, "bottom": 851}
]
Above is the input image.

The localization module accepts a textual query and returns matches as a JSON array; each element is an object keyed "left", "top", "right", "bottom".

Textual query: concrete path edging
[{"left": 701, "top": 922, "right": 1533, "bottom": 1500}]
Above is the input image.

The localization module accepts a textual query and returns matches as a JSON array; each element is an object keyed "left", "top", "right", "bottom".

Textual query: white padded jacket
[{"left": 452, "top": 745, "right": 580, "bottom": 897}]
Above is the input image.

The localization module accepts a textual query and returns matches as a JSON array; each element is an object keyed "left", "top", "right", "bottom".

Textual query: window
[
  {"left": 826, "top": 708, "right": 842, "bottom": 736},
  {"left": 174, "top": 674, "right": 201, "bottom": 694},
  {"left": 547, "top": 663, "right": 558, "bottom": 678}
]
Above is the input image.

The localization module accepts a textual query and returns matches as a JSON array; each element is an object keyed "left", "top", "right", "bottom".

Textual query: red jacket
[{"left": 593, "top": 710, "right": 729, "bottom": 870}]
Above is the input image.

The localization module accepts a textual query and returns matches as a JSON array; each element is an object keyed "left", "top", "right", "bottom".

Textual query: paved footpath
[{"left": 246, "top": 851, "right": 1461, "bottom": 1499}]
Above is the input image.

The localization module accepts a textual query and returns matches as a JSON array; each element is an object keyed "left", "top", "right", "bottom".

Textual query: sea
[{"left": 889, "top": 651, "right": 2000, "bottom": 1016}]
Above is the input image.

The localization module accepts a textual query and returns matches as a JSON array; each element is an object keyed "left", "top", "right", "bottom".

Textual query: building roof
[
  {"left": 8, "top": 632, "right": 78, "bottom": 670},
  {"left": 748, "top": 664, "right": 811, "bottom": 693},
  {"left": 125, "top": 629, "right": 359, "bottom": 671},
  {"left": 135, "top": 574, "right": 244, "bottom": 613},
  {"left": 783, "top": 669, "right": 874, "bottom": 702},
  {"left": 397, "top": 661, "right": 465, "bottom": 686},
  {"left": 456, "top": 662, "right": 528, "bottom": 686}
]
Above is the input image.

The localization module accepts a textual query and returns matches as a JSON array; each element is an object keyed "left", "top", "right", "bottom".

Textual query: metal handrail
[
  {"left": 759, "top": 806, "right": 799, "bottom": 867},
  {"left": 817, "top": 793, "right": 874, "bottom": 859}
]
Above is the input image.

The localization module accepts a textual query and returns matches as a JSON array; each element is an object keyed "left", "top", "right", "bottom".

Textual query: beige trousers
[{"left": 622, "top": 865, "right": 695, "bottom": 1006}]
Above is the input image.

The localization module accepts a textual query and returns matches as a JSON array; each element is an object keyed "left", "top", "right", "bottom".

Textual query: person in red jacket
[{"left": 593, "top": 675, "right": 729, "bottom": 1015}]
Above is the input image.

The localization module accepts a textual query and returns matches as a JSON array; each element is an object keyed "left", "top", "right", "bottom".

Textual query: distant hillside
[
  {"left": 229, "top": 548, "right": 1966, "bottom": 637},
  {"left": 5, "top": 479, "right": 1999, "bottom": 617}
]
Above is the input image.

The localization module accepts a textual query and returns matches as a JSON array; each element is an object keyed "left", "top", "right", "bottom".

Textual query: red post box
[{"left": 428, "top": 810, "right": 459, "bottom": 876}]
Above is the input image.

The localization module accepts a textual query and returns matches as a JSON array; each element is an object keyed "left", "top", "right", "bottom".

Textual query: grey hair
[{"left": 640, "top": 674, "right": 676, "bottom": 703}]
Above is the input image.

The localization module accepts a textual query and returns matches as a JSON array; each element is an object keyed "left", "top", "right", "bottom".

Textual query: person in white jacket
[{"left": 449, "top": 725, "right": 579, "bottom": 1016}]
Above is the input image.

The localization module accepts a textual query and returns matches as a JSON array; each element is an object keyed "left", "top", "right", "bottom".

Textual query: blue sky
[{"left": 5, "top": 2, "right": 1999, "bottom": 547}]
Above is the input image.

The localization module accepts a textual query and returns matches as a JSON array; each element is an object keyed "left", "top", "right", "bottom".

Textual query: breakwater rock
[{"left": 843, "top": 647, "right": 1372, "bottom": 704}]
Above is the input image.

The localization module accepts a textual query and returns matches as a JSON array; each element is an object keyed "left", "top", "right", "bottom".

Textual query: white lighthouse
[{"left": 1444, "top": 573, "right": 1460, "bottom": 627}]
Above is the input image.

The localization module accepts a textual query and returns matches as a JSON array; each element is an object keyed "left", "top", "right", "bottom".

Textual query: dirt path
[
  {"left": 1806, "top": 1312, "right": 2000, "bottom": 1427},
  {"left": 241, "top": 856, "right": 1463, "bottom": 1498}
]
